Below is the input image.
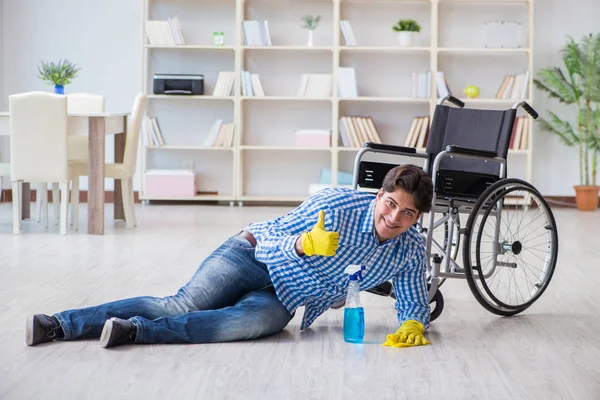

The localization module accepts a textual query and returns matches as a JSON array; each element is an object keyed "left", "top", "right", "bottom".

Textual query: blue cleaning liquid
[{"left": 344, "top": 307, "right": 365, "bottom": 343}]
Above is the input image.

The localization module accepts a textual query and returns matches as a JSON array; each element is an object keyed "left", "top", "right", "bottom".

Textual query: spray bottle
[{"left": 343, "top": 264, "right": 365, "bottom": 343}]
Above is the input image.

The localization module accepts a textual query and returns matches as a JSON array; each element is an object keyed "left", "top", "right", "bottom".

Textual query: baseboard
[
  {"left": 543, "top": 196, "right": 600, "bottom": 208},
  {"left": 0, "top": 189, "right": 140, "bottom": 203}
]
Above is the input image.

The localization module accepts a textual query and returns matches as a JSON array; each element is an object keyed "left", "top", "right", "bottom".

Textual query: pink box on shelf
[
  {"left": 144, "top": 169, "right": 197, "bottom": 198},
  {"left": 294, "top": 130, "right": 331, "bottom": 148}
]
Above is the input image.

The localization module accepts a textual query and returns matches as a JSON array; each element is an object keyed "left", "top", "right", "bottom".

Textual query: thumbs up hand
[{"left": 301, "top": 210, "right": 340, "bottom": 257}]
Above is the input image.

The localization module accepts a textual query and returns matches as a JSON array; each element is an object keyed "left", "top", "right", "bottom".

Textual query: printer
[{"left": 153, "top": 74, "right": 204, "bottom": 95}]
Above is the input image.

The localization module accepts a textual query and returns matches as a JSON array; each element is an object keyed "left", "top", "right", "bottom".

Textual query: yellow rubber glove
[
  {"left": 382, "top": 320, "right": 430, "bottom": 348},
  {"left": 301, "top": 210, "right": 339, "bottom": 256}
]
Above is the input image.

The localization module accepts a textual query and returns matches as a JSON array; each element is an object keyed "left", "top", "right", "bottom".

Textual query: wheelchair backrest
[{"left": 426, "top": 105, "right": 517, "bottom": 177}]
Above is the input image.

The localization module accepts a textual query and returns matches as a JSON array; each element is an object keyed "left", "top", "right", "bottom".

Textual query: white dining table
[{"left": 0, "top": 111, "right": 129, "bottom": 235}]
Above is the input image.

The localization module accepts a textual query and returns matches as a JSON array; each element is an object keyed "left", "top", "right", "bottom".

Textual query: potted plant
[
  {"left": 534, "top": 33, "right": 600, "bottom": 211},
  {"left": 392, "top": 19, "right": 421, "bottom": 47},
  {"left": 301, "top": 15, "right": 321, "bottom": 47},
  {"left": 37, "top": 59, "right": 81, "bottom": 94}
]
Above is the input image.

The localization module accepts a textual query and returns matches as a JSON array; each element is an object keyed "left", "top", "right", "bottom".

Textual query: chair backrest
[
  {"left": 426, "top": 105, "right": 517, "bottom": 176},
  {"left": 67, "top": 93, "right": 105, "bottom": 113},
  {"left": 9, "top": 92, "right": 69, "bottom": 182},
  {"left": 123, "top": 93, "right": 148, "bottom": 174}
]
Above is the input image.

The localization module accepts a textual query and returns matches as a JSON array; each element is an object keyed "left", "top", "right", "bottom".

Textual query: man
[{"left": 27, "top": 164, "right": 433, "bottom": 348}]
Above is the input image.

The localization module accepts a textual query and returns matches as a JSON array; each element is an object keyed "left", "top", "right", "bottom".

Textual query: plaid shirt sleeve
[
  {"left": 252, "top": 190, "right": 334, "bottom": 264},
  {"left": 391, "top": 242, "right": 431, "bottom": 329}
]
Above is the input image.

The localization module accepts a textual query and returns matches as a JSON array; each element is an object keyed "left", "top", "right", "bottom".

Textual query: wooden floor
[{"left": 0, "top": 202, "right": 599, "bottom": 400}]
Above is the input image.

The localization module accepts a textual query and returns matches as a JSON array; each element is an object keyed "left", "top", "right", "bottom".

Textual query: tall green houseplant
[{"left": 534, "top": 33, "right": 600, "bottom": 209}]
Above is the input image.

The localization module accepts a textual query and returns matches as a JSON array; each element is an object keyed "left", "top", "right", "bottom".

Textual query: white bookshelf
[{"left": 140, "top": 0, "right": 534, "bottom": 203}]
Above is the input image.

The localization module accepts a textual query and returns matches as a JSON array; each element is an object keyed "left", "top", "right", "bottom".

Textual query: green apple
[{"left": 463, "top": 85, "right": 480, "bottom": 99}]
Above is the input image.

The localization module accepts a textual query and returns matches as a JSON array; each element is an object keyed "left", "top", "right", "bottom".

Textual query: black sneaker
[
  {"left": 100, "top": 318, "right": 136, "bottom": 348},
  {"left": 26, "top": 314, "right": 64, "bottom": 346},
  {"left": 331, "top": 282, "right": 395, "bottom": 310},
  {"left": 330, "top": 298, "right": 346, "bottom": 309},
  {"left": 366, "top": 281, "right": 394, "bottom": 297}
]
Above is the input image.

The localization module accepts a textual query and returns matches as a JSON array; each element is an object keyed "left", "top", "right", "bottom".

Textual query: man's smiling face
[{"left": 373, "top": 187, "right": 420, "bottom": 243}]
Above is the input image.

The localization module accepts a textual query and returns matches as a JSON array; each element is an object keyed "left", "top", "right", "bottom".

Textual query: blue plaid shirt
[{"left": 246, "top": 187, "right": 430, "bottom": 330}]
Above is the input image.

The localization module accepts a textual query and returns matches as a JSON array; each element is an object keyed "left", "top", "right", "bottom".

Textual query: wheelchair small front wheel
[
  {"left": 429, "top": 289, "right": 444, "bottom": 322},
  {"left": 463, "top": 179, "right": 559, "bottom": 316}
]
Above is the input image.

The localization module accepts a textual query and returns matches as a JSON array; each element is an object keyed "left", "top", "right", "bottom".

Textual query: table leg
[
  {"left": 113, "top": 116, "right": 127, "bottom": 221},
  {"left": 21, "top": 183, "right": 30, "bottom": 219},
  {"left": 88, "top": 117, "right": 105, "bottom": 235}
]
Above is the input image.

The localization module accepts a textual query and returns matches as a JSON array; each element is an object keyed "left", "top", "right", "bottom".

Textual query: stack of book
[
  {"left": 243, "top": 20, "right": 272, "bottom": 46},
  {"left": 412, "top": 72, "right": 431, "bottom": 98},
  {"left": 146, "top": 18, "right": 186, "bottom": 45},
  {"left": 509, "top": 116, "right": 529, "bottom": 150},
  {"left": 143, "top": 116, "right": 166, "bottom": 147},
  {"left": 436, "top": 71, "right": 452, "bottom": 98},
  {"left": 495, "top": 70, "right": 529, "bottom": 100},
  {"left": 297, "top": 74, "right": 332, "bottom": 97},
  {"left": 212, "top": 72, "right": 236, "bottom": 96},
  {"left": 403, "top": 116, "right": 430, "bottom": 149},
  {"left": 338, "top": 67, "right": 358, "bottom": 97},
  {"left": 241, "top": 71, "right": 265, "bottom": 96},
  {"left": 338, "top": 116, "right": 382, "bottom": 147},
  {"left": 340, "top": 20, "right": 357, "bottom": 46},
  {"left": 204, "top": 120, "right": 235, "bottom": 148}
]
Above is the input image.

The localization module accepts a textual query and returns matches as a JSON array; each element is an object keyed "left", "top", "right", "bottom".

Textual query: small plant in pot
[
  {"left": 37, "top": 59, "right": 81, "bottom": 94},
  {"left": 301, "top": 15, "right": 321, "bottom": 47},
  {"left": 392, "top": 19, "right": 421, "bottom": 47},
  {"left": 534, "top": 33, "right": 600, "bottom": 211}
]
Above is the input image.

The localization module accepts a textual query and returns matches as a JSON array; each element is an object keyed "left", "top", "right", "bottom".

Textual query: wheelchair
[{"left": 355, "top": 96, "right": 559, "bottom": 322}]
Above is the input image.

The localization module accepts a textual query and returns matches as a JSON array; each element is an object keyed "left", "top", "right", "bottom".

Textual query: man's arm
[
  {"left": 391, "top": 244, "right": 430, "bottom": 328},
  {"left": 252, "top": 190, "right": 334, "bottom": 263}
]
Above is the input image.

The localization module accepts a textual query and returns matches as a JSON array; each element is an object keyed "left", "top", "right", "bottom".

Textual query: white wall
[
  {"left": 1, "top": 0, "right": 142, "bottom": 190},
  {"left": 1, "top": 0, "right": 599, "bottom": 196},
  {"left": 532, "top": 0, "right": 599, "bottom": 195},
  {"left": 0, "top": 0, "right": 4, "bottom": 111},
  {"left": 0, "top": 0, "right": 6, "bottom": 175}
]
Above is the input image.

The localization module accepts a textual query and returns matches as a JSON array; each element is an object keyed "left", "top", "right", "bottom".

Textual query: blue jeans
[{"left": 54, "top": 234, "right": 293, "bottom": 344}]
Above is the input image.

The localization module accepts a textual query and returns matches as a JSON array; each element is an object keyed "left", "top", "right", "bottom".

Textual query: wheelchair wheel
[
  {"left": 429, "top": 288, "right": 444, "bottom": 322},
  {"left": 389, "top": 284, "right": 444, "bottom": 322},
  {"left": 463, "top": 179, "right": 558, "bottom": 316}
]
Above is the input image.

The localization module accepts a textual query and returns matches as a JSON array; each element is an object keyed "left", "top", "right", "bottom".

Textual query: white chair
[
  {"left": 67, "top": 93, "right": 106, "bottom": 114},
  {"left": 35, "top": 93, "right": 106, "bottom": 225},
  {"left": 40, "top": 93, "right": 106, "bottom": 228},
  {"left": 67, "top": 93, "right": 105, "bottom": 162},
  {"left": 9, "top": 92, "right": 77, "bottom": 235},
  {"left": 71, "top": 93, "right": 147, "bottom": 229}
]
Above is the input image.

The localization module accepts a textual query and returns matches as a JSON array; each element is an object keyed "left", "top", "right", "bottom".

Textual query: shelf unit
[{"left": 140, "top": 0, "right": 534, "bottom": 203}]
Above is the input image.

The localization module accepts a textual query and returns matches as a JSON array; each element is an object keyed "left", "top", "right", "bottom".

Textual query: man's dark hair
[{"left": 381, "top": 165, "right": 433, "bottom": 213}]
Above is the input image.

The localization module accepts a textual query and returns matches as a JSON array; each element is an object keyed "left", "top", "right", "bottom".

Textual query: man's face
[{"left": 373, "top": 187, "right": 421, "bottom": 242}]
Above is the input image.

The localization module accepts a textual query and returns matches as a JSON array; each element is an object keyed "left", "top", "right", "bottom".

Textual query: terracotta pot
[{"left": 574, "top": 185, "right": 600, "bottom": 211}]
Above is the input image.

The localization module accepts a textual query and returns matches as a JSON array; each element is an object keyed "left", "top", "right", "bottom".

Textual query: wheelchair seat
[{"left": 357, "top": 102, "right": 517, "bottom": 202}]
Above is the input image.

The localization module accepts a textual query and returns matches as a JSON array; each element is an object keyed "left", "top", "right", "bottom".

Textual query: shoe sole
[
  {"left": 99, "top": 318, "right": 115, "bottom": 348},
  {"left": 25, "top": 316, "right": 34, "bottom": 346}
]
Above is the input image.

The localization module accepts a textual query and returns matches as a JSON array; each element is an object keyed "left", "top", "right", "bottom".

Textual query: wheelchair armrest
[
  {"left": 512, "top": 101, "right": 539, "bottom": 119},
  {"left": 437, "top": 96, "right": 465, "bottom": 108},
  {"left": 445, "top": 145, "right": 496, "bottom": 159},
  {"left": 363, "top": 142, "right": 416, "bottom": 154}
]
